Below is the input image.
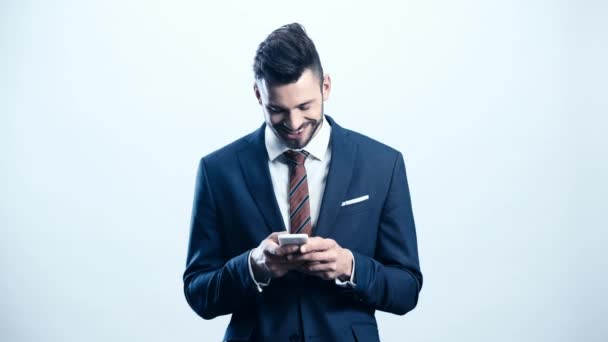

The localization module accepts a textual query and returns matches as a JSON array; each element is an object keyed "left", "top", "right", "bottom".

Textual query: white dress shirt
[{"left": 248, "top": 115, "right": 356, "bottom": 292}]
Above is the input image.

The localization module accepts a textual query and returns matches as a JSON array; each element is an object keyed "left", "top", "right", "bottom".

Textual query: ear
[
  {"left": 253, "top": 82, "right": 262, "bottom": 105},
  {"left": 321, "top": 73, "right": 331, "bottom": 101}
]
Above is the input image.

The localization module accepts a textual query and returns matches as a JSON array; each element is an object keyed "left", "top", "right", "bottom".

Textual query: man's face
[{"left": 254, "top": 68, "right": 331, "bottom": 149}]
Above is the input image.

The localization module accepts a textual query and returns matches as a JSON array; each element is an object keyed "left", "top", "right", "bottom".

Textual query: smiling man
[
  {"left": 258, "top": 70, "right": 323, "bottom": 148},
  {"left": 183, "top": 23, "right": 423, "bottom": 342}
]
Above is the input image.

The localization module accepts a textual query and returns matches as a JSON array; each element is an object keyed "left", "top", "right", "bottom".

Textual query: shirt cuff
[
  {"left": 334, "top": 249, "right": 356, "bottom": 288},
  {"left": 248, "top": 249, "right": 271, "bottom": 292}
]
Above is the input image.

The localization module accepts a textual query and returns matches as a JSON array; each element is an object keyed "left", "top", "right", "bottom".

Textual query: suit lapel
[
  {"left": 237, "top": 115, "right": 357, "bottom": 238},
  {"left": 314, "top": 115, "right": 357, "bottom": 238},
  {"left": 238, "top": 123, "right": 287, "bottom": 235}
]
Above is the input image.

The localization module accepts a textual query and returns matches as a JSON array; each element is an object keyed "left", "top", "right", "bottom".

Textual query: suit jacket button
[{"left": 289, "top": 333, "right": 300, "bottom": 342}]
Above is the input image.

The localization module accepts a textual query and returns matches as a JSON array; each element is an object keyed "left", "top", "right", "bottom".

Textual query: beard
[{"left": 272, "top": 106, "right": 324, "bottom": 150}]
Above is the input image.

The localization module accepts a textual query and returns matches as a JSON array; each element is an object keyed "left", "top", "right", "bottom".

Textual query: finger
[
  {"left": 272, "top": 244, "right": 300, "bottom": 256},
  {"left": 298, "top": 237, "right": 324, "bottom": 253},
  {"left": 265, "top": 252, "right": 306, "bottom": 266},
  {"left": 268, "top": 232, "right": 286, "bottom": 244},
  {"left": 303, "top": 261, "right": 337, "bottom": 273},
  {"left": 264, "top": 253, "right": 291, "bottom": 264},
  {"left": 264, "top": 240, "right": 281, "bottom": 256},
  {"left": 268, "top": 263, "right": 290, "bottom": 277},
  {"left": 294, "top": 262, "right": 319, "bottom": 275},
  {"left": 300, "top": 237, "right": 336, "bottom": 254},
  {"left": 268, "top": 231, "right": 291, "bottom": 245},
  {"left": 290, "top": 250, "right": 336, "bottom": 263}
]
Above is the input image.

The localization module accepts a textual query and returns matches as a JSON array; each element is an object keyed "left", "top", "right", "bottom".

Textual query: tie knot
[{"left": 283, "top": 150, "right": 310, "bottom": 165}]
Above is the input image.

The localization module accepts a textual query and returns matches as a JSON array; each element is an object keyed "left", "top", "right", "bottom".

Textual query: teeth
[{"left": 284, "top": 127, "right": 304, "bottom": 134}]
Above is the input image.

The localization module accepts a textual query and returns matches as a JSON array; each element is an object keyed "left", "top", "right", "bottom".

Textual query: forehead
[{"left": 259, "top": 69, "right": 321, "bottom": 105}]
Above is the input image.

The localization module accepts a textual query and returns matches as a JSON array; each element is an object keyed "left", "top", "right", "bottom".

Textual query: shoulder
[
  {"left": 197, "top": 129, "right": 257, "bottom": 169},
  {"left": 342, "top": 126, "right": 403, "bottom": 163}
]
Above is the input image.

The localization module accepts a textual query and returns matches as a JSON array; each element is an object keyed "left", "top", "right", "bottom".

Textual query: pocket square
[{"left": 341, "top": 195, "right": 369, "bottom": 207}]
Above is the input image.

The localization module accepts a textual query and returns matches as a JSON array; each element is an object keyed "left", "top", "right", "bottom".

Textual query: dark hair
[{"left": 253, "top": 23, "right": 324, "bottom": 87}]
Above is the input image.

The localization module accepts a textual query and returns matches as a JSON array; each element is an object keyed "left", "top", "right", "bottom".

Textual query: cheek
[
  {"left": 267, "top": 114, "right": 285, "bottom": 125},
  {"left": 312, "top": 104, "right": 324, "bottom": 118},
  {"left": 300, "top": 107, "right": 321, "bottom": 122}
]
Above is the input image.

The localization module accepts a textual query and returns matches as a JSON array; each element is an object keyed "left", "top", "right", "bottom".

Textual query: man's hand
[
  {"left": 289, "top": 237, "right": 353, "bottom": 281},
  {"left": 250, "top": 232, "right": 305, "bottom": 281}
]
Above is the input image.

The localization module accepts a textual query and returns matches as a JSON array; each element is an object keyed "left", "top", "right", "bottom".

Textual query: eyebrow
[{"left": 266, "top": 99, "right": 315, "bottom": 110}]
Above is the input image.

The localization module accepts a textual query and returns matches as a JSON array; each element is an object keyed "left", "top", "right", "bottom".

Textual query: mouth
[{"left": 280, "top": 126, "right": 306, "bottom": 139}]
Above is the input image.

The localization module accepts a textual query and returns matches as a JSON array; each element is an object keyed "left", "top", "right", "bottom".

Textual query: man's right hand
[{"left": 250, "top": 232, "right": 304, "bottom": 281}]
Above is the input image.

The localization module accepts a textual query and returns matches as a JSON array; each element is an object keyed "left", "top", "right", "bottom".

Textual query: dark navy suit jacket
[{"left": 183, "top": 115, "right": 423, "bottom": 341}]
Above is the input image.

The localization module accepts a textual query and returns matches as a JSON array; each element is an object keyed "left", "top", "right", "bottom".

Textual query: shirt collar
[{"left": 264, "top": 114, "right": 332, "bottom": 162}]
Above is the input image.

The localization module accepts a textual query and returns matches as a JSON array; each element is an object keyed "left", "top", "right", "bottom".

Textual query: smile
[
  {"left": 281, "top": 126, "right": 305, "bottom": 136},
  {"left": 284, "top": 129, "right": 304, "bottom": 138}
]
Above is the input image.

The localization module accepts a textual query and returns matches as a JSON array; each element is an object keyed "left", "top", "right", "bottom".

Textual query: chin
[
  {"left": 273, "top": 118, "right": 322, "bottom": 149},
  {"left": 284, "top": 138, "right": 305, "bottom": 149}
]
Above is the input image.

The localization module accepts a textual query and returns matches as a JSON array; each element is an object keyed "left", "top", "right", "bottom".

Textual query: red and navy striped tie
[{"left": 283, "top": 150, "right": 312, "bottom": 235}]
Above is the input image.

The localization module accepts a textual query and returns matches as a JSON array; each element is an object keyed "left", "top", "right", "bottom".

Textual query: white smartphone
[{"left": 278, "top": 233, "right": 308, "bottom": 246}]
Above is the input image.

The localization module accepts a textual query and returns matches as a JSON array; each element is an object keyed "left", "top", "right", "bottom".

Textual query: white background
[{"left": 2, "top": 1, "right": 607, "bottom": 341}]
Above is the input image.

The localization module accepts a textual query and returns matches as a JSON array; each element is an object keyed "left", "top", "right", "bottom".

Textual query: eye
[
  {"left": 299, "top": 106, "right": 310, "bottom": 111},
  {"left": 268, "top": 107, "right": 284, "bottom": 114}
]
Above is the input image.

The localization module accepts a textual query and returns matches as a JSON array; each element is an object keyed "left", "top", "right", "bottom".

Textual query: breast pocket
[
  {"left": 333, "top": 195, "right": 378, "bottom": 252},
  {"left": 338, "top": 195, "right": 372, "bottom": 216}
]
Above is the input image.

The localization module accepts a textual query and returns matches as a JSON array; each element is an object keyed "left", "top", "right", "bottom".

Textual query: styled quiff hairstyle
[{"left": 253, "top": 23, "right": 324, "bottom": 87}]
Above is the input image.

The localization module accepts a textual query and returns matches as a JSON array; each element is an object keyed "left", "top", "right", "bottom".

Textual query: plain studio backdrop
[{"left": 1, "top": 1, "right": 607, "bottom": 341}]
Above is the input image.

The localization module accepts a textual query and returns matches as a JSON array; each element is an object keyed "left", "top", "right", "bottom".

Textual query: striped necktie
[{"left": 283, "top": 149, "right": 312, "bottom": 235}]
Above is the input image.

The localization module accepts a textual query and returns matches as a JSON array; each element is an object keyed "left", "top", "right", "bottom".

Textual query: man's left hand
[{"left": 288, "top": 237, "right": 353, "bottom": 281}]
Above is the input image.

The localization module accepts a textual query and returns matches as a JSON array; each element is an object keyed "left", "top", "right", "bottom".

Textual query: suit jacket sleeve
[
  {"left": 348, "top": 152, "right": 423, "bottom": 315},
  {"left": 182, "top": 157, "right": 260, "bottom": 320}
]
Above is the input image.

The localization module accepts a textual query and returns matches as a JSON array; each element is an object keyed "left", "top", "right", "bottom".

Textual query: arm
[
  {"left": 348, "top": 152, "right": 423, "bottom": 315},
  {"left": 182, "top": 158, "right": 260, "bottom": 320}
]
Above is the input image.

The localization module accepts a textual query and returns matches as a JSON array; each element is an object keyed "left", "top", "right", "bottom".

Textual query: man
[{"left": 183, "top": 23, "right": 422, "bottom": 342}]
